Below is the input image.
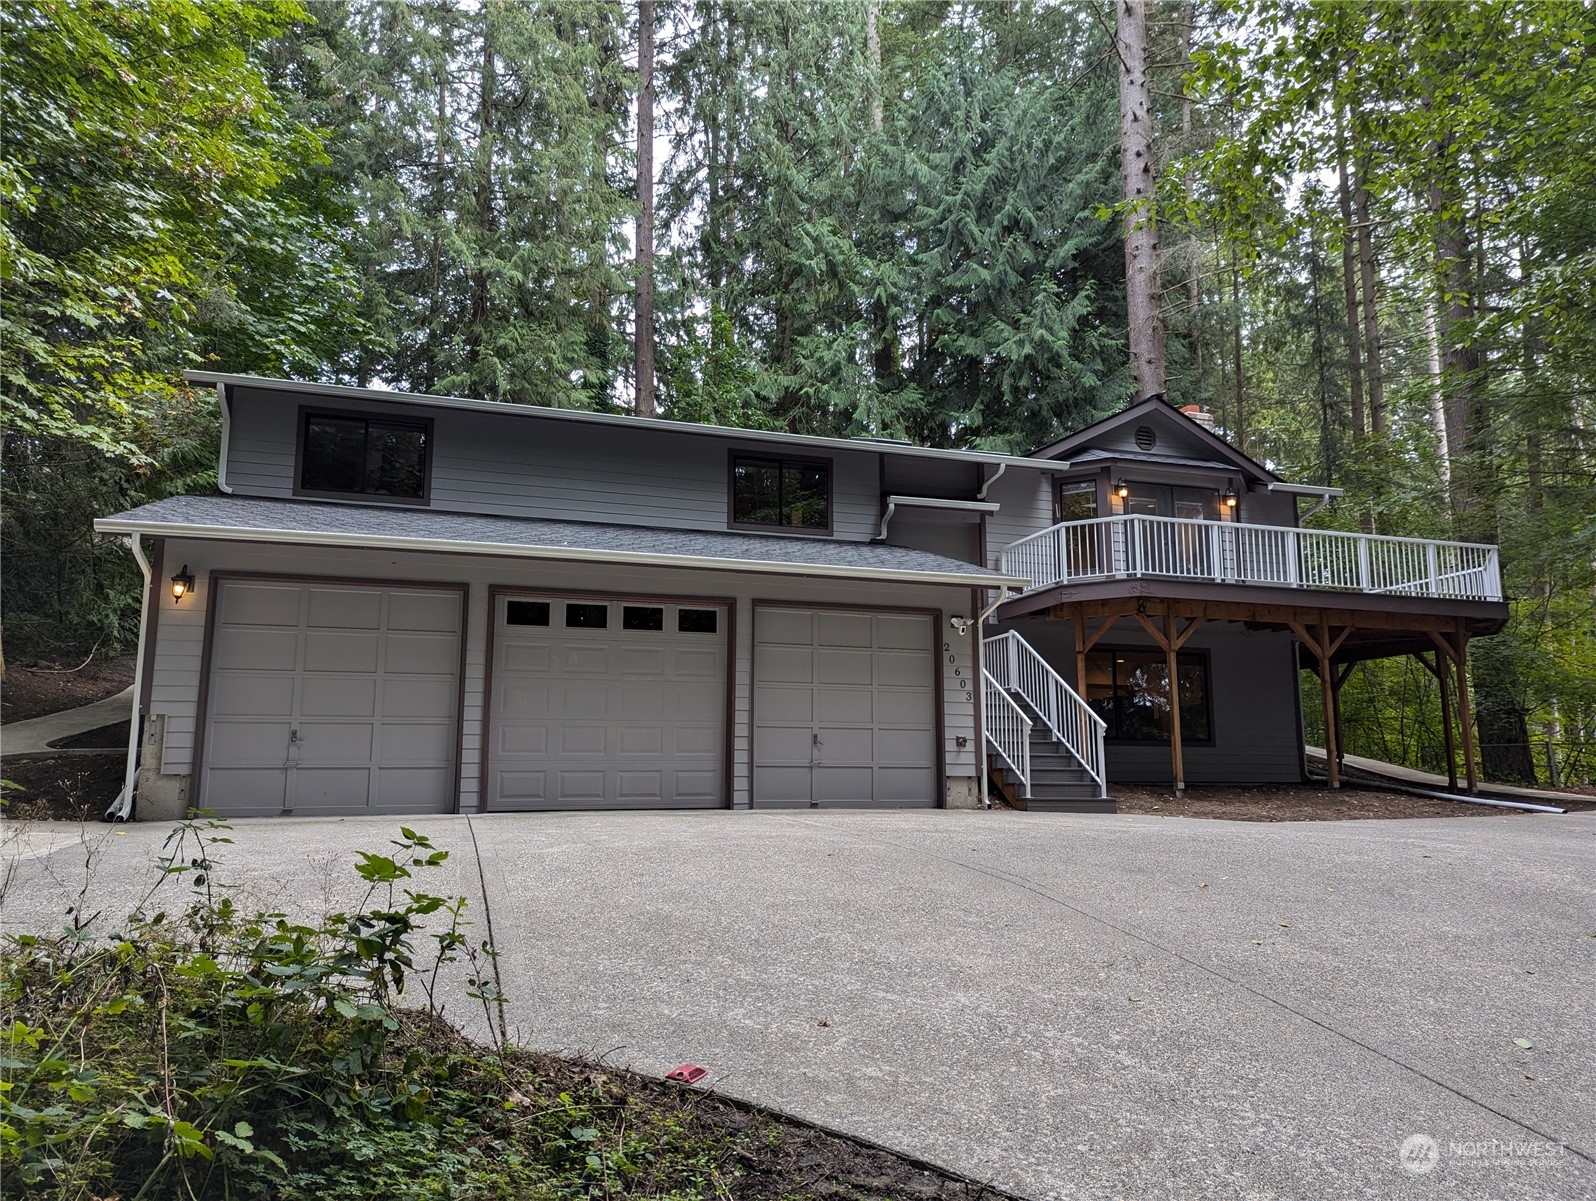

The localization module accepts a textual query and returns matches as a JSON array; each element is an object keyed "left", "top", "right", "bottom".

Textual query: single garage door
[
  {"left": 753, "top": 606, "right": 937, "bottom": 807},
  {"left": 199, "top": 579, "right": 463, "bottom": 817},
  {"left": 489, "top": 594, "right": 728, "bottom": 810}
]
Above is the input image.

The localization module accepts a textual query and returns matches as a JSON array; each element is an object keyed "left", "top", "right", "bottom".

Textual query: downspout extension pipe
[
  {"left": 1305, "top": 768, "right": 1565, "bottom": 815},
  {"left": 108, "top": 533, "right": 152, "bottom": 821}
]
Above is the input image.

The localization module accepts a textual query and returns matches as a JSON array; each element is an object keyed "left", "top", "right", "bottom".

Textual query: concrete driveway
[{"left": 4, "top": 808, "right": 1593, "bottom": 1200}]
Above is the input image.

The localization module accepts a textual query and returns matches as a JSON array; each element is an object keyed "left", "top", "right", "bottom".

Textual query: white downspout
[
  {"left": 975, "top": 584, "right": 1014, "bottom": 809},
  {"left": 977, "top": 462, "right": 1006, "bottom": 500},
  {"left": 215, "top": 382, "right": 234, "bottom": 494},
  {"left": 109, "top": 534, "right": 152, "bottom": 820}
]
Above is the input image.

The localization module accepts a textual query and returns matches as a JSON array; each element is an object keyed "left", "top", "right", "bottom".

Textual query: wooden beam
[
  {"left": 1165, "top": 602, "right": 1185, "bottom": 794},
  {"left": 1316, "top": 618, "right": 1340, "bottom": 788},
  {"left": 1134, "top": 609, "right": 1171, "bottom": 649},
  {"left": 1074, "top": 605, "right": 1088, "bottom": 697},
  {"left": 1172, "top": 615, "right": 1206, "bottom": 650},
  {"left": 1436, "top": 651, "right": 1458, "bottom": 791},
  {"left": 1453, "top": 621, "right": 1479, "bottom": 794}
]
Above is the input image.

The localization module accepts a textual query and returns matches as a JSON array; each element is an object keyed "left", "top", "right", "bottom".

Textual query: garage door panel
[
  {"left": 300, "top": 676, "right": 378, "bottom": 718},
  {"left": 877, "top": 650, "right": 934, "bottom": 688},
  {"left": 215, "top": 628, "right": 299, "bottom": 671},
  {"left": 498, "top": 724, "right": 548, "bottom": 755},
  {"left": 385, "top": 632, "right": 458, "bottom": 675},
  {"left": 203, "top": 767, "right": 286, "bottom": 813},
  {"left": 388, "top": 590, "right": 462, "bottom": 632},
  {"left": 220, "top": 584, "right": 301, "bottom": 626},
  {"left": 304, "top": 632, "right": 379, "bottom": 673},
  {"left": 307, "top": 588, "right": 381, "bottom": 630},
  {"left": 209, "top": 720, "right": 294, "bottom": 764},
  {"left": 758, "top": 686, "right": 813, "bottom": 723},
  {"left": 557, "top": 725, "right": 607, "bottom": 755},
  {"left": 383, "top": 677, "right": 457, "bottom": 718},
  {"left": 202, "top": 581, "right": 460, "bottom": 817},
  {"left": 293, "top": 767, "right": 373, "bottom": 811},
  {"left": 378, "top": 722, "right": 453, "bottom": 764},
  {"left": 877, "top": 766, "right": 937, "bottom": 802},
  {"left": 817, "top": 649, "right": 874, "bottom": 685},
  {"left": 754, "top": 606, "right": 936, "bottom": 808},
  {"left": 210, "top": 674, "right": 295, "bottom": 717},
  {"left": 490, "top": 596, "right": 727, "bottom": 810},
  {"left": 876, "top": 615, "right": 933, "bottom": 650},
  {"left": 877, "top": 727, "right": 936, "bottom": 762}
]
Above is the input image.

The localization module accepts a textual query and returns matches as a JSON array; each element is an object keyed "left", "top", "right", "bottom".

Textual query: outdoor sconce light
[
  {"left": 1222, "top": 489, "right": 1239, "bottom": 510},
  {"left": 950, "top": 615, "right": 971, "bottom": 636},
  {"left": 170, "top": 565, "right": 195, "bottom": 603},
  {"left": 1114, "top": 479, "right": 1130, "bottom": 500}
]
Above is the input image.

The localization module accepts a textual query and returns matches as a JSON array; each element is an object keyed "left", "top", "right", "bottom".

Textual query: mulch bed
[
  {"left": 1, "top": 654, "right": 136, "bottom": 724},
  {"left": 1112, "top": 782, "right": 1595, "bottom": 821},
  {"left": 1, "top": 753, "right": 123, "bottom": 822}
]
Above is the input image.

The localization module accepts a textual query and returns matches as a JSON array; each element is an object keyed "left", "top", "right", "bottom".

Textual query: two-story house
[{"left": 96, "top": 376, "right": 1506, "bottom": 821}]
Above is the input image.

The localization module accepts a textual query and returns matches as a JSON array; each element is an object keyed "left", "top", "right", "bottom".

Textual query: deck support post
[
  {"left": 1288, "top": 616, "right": 1351, "bottom": 790},
  {"left": 1134, "top": 602, "right": 1204, "bottom": 796},
  {"left": 1416, "top": 650, "right": 1459, "bottom": 791},
  {"left": 1332, "top": 661, "right": 1354, "bottom": 774},
  {"left": 1453, "top": 621, "right": 1479, "bottom": 794}
]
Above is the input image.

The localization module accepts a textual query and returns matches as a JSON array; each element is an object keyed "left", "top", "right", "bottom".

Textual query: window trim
[
  {"left": 727, "top": 450, "right": 834, "bottom": 537},
  {"left": 1086, "top": 644, "right": 1216, "bottom": 747},
  {"left": 294, "top": 404, "right": 434, "bottom": 506}
]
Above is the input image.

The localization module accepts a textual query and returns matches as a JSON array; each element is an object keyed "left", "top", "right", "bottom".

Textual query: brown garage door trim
[
  {"left": 191, "top": 571, "right": 470, "bottom": 815},
  {"left": 750, "top": 599, "right": 946, "bottom": 810},
  {"left": 482, "top": 584, "right": 737, "bottom": 813}
]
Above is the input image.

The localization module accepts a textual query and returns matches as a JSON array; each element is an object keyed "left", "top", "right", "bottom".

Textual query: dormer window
[
  {"left": 297, "top": 408, "right": 431, "bottom": 504},
  {"left": 729, "top": 454, "right": 830, "bottom": 533}
]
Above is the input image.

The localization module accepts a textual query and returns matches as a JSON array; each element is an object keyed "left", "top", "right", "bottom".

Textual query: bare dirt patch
[
  {"left": 1, "top": 753, "right": 122, "bottom": 822},
  {"left": 1111, "top": 782, "right": 1592, "bottom": 821},
  {"left": 1, "top": 654, "right": 136, "bottom": 724}
]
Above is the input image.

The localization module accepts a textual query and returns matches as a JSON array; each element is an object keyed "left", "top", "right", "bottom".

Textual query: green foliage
[{"left": 0, "top": 819, "right": 763, "bottom": 1200}]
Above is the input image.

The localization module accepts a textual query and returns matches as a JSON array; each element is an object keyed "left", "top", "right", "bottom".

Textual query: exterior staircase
[
  {"left": 991, "top": 689, "right": 1114, "bottom": 813},
  {"left": 982, "top": 630, "right": 1112, "bottom": 814}
]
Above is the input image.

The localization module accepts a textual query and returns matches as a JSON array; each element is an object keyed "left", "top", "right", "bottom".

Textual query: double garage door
[
  {"left": 199, "top": 580, "right": 463, "bottom": 817},
  {"left": 199, "top": 581, "right": 939, "bottom": 814}
]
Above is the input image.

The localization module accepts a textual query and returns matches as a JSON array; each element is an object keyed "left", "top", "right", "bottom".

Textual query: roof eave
[
  {"left": 93, "top": 515, "right": 1030, "bottom": 591},
  {"left": 187, "top": 371, "right": 1059, "bottom": 472}
]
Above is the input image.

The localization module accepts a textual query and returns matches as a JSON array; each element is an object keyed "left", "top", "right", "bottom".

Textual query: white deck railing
[
  {"left": 983, "top": 671, "right": 1032, "bottom": 797},
  {"left": 984, "top": 630, "right": 1107, "bottom": 797},
  {"left": 999, "top": 515, "right": 1502, "bottom": 602}
]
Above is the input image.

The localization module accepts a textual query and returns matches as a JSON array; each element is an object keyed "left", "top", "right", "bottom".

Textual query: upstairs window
[
  {"left": 298, "top": 409, "right": 431, "bottom": 503},
  {"left": 730, "top": 455, "right": 830, "bottom": 533}
]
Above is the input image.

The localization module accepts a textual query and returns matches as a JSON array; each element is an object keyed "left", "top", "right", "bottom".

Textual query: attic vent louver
[{"left": 1134, "top": 425, "right": 1157, "bottom": 451}]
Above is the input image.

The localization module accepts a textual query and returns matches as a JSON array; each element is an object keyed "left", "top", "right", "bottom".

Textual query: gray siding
[
  {"left": 226, "top": 387, "right": 883, "bottom": 542},
  {"left": 144, "top": 537, "right": 980, "bottom": 811},
  {"left": 983, "top": 469, "right": 1055, "bottom": 567},
  {"left": 995, "top": 616, "right": 1304, "bottom": 784}
]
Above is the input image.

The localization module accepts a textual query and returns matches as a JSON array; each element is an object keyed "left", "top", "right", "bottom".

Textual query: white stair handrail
[
  {"left": 984, "top": 630, "right": 1107, "bottom": 798},
  {"left": 982, "top": 670, "right": 1032, "bottom": 798}
]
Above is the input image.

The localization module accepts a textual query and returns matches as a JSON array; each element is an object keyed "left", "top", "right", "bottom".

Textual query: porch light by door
[
  {"left": 1114, "top": 479, "right": 1130, "bottom": 500},
  {"left": 170, "top": 565, "right": 195, "bottom": 602},
  {"left": 1222, "top": 489, "right": 1239, "bottom": 510}
]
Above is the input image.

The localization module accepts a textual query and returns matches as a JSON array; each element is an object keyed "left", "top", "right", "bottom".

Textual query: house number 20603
[{"left": 944, "top": 642, "right": 973, "bottom": 703}]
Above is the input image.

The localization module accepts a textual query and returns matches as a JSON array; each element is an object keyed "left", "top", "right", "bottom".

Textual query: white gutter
[
  {"left": 215, "top": 382, "right": 234, "bottom": 494},
  {"left": 108, "top": 534, "right": 151, "bottom": 821},
  {"left": 876, "top": 495, "right": 1001, "bottom": 541},
  {"left": 975, "top": 584, "right": 1017, "bottom": 810},
  {"left": 183, "top": 371, "right": 1058, "bottom": 473},
  {"left": 1267, "top": 481, "right": 1342, "bottom": 522},
  {"left": 91, "top": 517, "right": 1031, "bottom": 591}
]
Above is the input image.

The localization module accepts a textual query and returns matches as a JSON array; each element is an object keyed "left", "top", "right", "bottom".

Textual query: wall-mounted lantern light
[
  {"left": 1222, "top": 489, "right": 1239, "bottom": 510},
  {"left": 170, "top": 565, "right": 195, "bottom": 603},
  {"left": 1114, "top": 479, "right": 1130, "bottom": 500}
]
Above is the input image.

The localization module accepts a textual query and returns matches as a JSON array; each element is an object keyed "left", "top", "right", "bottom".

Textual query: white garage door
[
  {"left": 199, "top": 579, "right": 462, "bottom": 817},
  {"left": 753, "top": 606, "right": 938, "bottom": 807},
  {"left": 489, "top": 595, "right": 728, "bottom": 810}
]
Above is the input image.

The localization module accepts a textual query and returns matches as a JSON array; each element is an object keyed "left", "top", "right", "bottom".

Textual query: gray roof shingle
[{"left": 96, "top": 494, "right": 1025, "bottom": 585}]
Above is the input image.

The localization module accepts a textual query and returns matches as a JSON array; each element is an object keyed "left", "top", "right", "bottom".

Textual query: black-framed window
[
  {"left": 678, "top": 608, "right": 718, "bottom": 634},
  {"left": 506, "top": 600, "right": 550, "bottom": 626},
  {"left": 622, "top": 605, "right": 665, "bottom": 631},
  {"left": 565, "top": 603, "right": 608, "bottom": 629},
  {"left": 298, "top": 409, "right": 430, "bottom": 502},
  {"left": 1058, "top": 480, "right": 1098, "bottom": 522},
  {"left": 730, "top": 455, "right": 830, "bottom": 532},
  {"left": 1085, "top": 648, "right": 1212, "bottom": 744}
]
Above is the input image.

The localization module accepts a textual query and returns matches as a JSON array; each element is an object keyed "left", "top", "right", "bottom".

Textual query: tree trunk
[
  {"left": 1115, "top": 0, "right": 1166, "bottom": 401},
  {"left": 634, "top": 0, "right": 656, "bottom": 417},
  {"left": 1230, "top": 246, "right": 1244, "bottom": 451},
  {"left": 1423, "top": 294, "right": 1450, "bottom": 481},
  {"left": 1354, "top": 155, "right": 1385, "bottom": 435},
  {"left": 866, "top": 0, "right": 882, "bottom": 132},
  {"left": 1335, "top": 111, "right": 1366, "bottom": 439},
  {"left": 467, "top": 15, "right": 496, "bottom": 373}
]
